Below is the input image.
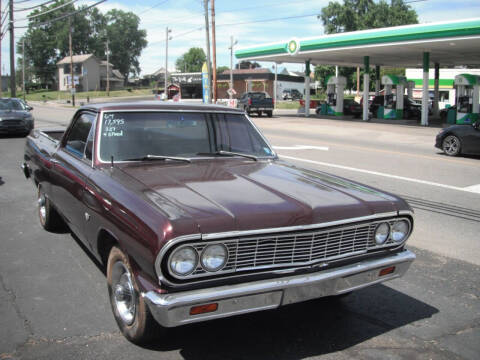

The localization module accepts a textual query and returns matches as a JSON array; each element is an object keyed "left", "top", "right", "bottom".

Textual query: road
[{"left": 0, "top": 104, "right": 479, "bottom": 359}]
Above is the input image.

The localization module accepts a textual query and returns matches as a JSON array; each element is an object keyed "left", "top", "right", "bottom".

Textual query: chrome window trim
[
  {"left": 96, "top": 110, "right": 276, "bottom": 164},
  {"left": 155, "top": 211, "right": 413, "bottom": 287}
]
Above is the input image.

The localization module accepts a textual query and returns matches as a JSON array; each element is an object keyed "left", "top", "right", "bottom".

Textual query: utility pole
[
  {"left": 228, "top": 36, "right": 237, "bottom": 100},
  {"left": 165, "top": 27, "right": 171, "bottom": 99},
  {"left": 203, "top": 0, "right": 212, "bottom": 103},
  {"left": 22, "top": 39, "right": 25, "bottom": 101},
  {"left": 9, "top": 0, "right": 15, "bottom": 97},
  {"left": 211, "top": 0, "right": 217, "bottom": 102},
  {"left": 0, "top": 0, "right": 3, "bottom": 98},
  {"left": 106, "top": 39, "right": 110, "bottom": 96},
  {"left": 69, "top": 19, "right": 75, "bottom": 106}
]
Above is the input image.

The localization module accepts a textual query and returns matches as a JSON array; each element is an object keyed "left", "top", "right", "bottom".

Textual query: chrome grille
[{"left": 170, "top": 218, "right": 409, "bottom": 280}]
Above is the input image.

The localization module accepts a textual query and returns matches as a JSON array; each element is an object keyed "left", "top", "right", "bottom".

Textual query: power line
[
  {"left": 16, "top": 0, "right": 80, "bottom": 22},
  {"left": 14, "top": 0, "right": 56, "bottom": 12},
  {"left": 137, "top": 0, "right": 169, "bottom": 15},
  {"left": 15, "top": 0, "right": 107, "bottom": 28}
]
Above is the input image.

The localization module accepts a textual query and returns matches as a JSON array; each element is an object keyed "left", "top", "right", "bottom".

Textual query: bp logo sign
[{"left": 287, "top": 39, "right": 300, "bottom": 55}]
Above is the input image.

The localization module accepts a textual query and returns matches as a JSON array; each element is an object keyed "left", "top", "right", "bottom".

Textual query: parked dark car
[
  {"left": 282, "top": 88, "right": 302, "bottom": 100},
  {"left": 23, "top": 102, "right": 415, "bottom": 344},
  {"left": 435, "top": 122, "right": 480, "bottom": 156},
  {"left": 316, "top": 98, "right": 362, "bottom": 117},
  {"left": 237, "top": 92, "right": 274, "bottom": 117},
  {"left": 0, "top": 98, "right": 34, "bottom": 136},
  {"left": 369, "top": 95, "right": 422, "bottom": 119}
]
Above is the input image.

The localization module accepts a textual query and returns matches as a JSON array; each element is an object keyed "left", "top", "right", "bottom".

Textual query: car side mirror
[{"left": 27, "top": 106, "right": 33, "bottom": 111}]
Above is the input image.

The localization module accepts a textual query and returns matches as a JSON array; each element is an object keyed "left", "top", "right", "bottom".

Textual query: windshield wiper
[
  {"left": 124, "top": 155, "right": 191, "bottom": 163},
  {"left": 197, "top": 150, "right": 257, "bottom": 161}
]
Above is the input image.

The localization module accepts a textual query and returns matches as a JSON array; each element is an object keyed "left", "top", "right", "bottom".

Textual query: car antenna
[{"left": 111, "top": 155, "right": 114, "bottom": 167}]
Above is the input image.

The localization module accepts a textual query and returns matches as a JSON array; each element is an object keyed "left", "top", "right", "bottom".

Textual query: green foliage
[
  {"left": 318, "top": 0, "right": 417, "bottom": 91},
  {"left": 175, "top": 48, "right": 206, "bottom": 72},
  {"left": 216, "top": 66, "right": 230, "bottom": 74},
  {"left": 17, "top": 1, "right": 146, "bottom": 86},
  {"left": 320, "top": 0, "right": 417, "bottom": 34}
]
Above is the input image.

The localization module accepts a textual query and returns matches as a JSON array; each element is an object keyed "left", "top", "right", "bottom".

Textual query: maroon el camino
[{"left": 22, "top": 102, "right": 415, "bottom": 344}]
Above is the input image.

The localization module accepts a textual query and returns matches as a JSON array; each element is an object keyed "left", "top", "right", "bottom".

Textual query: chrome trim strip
[
  {"left": 155, "top": 212, "right": 403, "bottom": 286},
  {"left": 144, "top": 249, "right": 416, "bottom": 327},
  {"left": 202, "top": 212, "right": 398, "bottom": 240}
]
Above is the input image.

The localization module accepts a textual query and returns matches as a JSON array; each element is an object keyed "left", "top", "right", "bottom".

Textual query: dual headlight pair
[
  {"left": 169, "top": 244, "right": 228, "bottom": 277},
  {"left": 374, "top": 220, "right": 410, "bottom": 245}
]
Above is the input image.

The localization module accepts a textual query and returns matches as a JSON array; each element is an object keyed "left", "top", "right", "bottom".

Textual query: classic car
[
  {"left": 22, "top": 102, "right": 415, "bottom": 344},
  {"left": 435, "top": 121, "right": 480, "bottom": 156}
]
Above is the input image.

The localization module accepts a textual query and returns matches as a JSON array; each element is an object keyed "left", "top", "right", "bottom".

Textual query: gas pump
[
  {"left": 407, "top": 80, "right": 415, "bottom": 99},
  {"left": 381, "top": 75, "right": 407, "bottom": 119},
  {"left": 321, "top": 76, "right": 346, "bottom": 115},
  {"left": 454, "top": 74, "right": 480, "bottom": 124}
]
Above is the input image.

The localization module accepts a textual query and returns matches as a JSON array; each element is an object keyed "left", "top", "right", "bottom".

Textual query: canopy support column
[
  {"left": 433, "top": 62, "right": 440, "bottom": 118},
  {"left": 363, "top": 56, "right": 370, "bottom": 121},
  {"left": 375, "top": 65, "right": 381, "bottom": 96},
  {"left": 421, "top": 52, "right": 430, "bottom": 126},
  {"left": 304, "top": 60, "right": 311, "bottom": 117}
]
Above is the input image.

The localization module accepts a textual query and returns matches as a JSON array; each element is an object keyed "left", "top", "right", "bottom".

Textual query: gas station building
[{"left": 235, "top": 18, "right": 480, "bottom": 126}]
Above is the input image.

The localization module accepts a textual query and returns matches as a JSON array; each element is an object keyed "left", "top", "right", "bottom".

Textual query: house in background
[{"left": 57, "top": 54, "right": 124, "bottom": 92}]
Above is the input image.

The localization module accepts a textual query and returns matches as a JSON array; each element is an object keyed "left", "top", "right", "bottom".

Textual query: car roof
[{"left": 79, "top": 101, "right": 244, "bottom": 113}]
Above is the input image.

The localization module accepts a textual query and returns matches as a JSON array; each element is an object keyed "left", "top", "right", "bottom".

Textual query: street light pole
[
  {"left": 9, "top": 0, "right": 15, "bottom": 97},
  {"left": 22, "top": 39, "right": 25, "bottom": 101},
  {"left": 69, "top": 19, "right": 75, "bottom": 106},
  {"left": 211, "top": 0, "right": 217, "bottom": 102},
  {"left": 106, "top": 39, "right": 110, "bottom": 96},
  {"left": 165, "top": 27, "right": 171, "bottom": 99},
  {"left": 228, "top": 36, "right": 237, "bottom": 100}
]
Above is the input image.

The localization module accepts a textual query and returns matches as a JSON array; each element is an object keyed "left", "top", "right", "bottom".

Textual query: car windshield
[
  {"left": 99, "top": 111, "right": 274, "bottom": 162},
  {"left": 0, "top": 99, "right": 26, "bottom": 111}
]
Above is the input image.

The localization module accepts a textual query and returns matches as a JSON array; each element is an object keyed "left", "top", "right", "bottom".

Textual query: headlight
[
  {"left": 374, "top": 222, "right": 390, "bottom": 244},
  {"left": 201, "top": 244, "right": 228, "bottom": 272},
  {"left": 391, "top": 220, "right": 410, "bottom": 243},
  {"left": 169, "top": 246, "right": 198, "bottom": 276}
]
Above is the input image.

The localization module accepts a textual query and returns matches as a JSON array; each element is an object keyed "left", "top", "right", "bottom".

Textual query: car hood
[{"left": 116, "top": 159, "right": 408, "bottom": 237}]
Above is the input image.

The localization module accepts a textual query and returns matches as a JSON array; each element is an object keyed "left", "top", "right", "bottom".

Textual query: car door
[
  {"left": 50, "top": 112, "right": 96, "bottom": 244},
  {"left": 461, "top": 124, "right": 480, "bottom": 154}
]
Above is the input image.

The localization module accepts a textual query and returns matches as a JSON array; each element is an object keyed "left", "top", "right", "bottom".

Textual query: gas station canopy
[{"left": 235, "top": 19, "right": 480, "bottom": 67}]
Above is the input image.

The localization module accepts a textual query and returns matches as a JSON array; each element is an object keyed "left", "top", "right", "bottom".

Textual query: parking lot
[{"left": 1, "top": 104, "right": 479, "bottom": 359}]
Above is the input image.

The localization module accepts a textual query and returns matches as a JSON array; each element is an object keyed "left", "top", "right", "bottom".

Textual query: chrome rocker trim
[{"left": 144, "top": 249, "right": 415, "bottom": 328}]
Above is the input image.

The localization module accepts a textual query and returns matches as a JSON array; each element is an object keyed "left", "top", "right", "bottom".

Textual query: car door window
[{"left": 64, "top": 113, "right": 94, "bottom": 159}]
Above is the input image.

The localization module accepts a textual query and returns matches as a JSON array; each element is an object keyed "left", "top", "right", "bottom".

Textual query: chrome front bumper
[{"left": 143, "top": 249, "right": 415, "bottom": 328}]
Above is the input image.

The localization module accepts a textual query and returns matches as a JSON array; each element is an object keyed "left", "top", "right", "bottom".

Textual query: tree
[
  {"left": 318, "top": 0, "right": 418, "bottom": 91},
  {"left": 18, "top": 1, "right": 146, "bottom": 87},
  {"left": 105, "top": 9, "right": 147, "bottom": 81},
  {"left": 175, "top": 48, "right": 206, "bottom": 72},
  {"left": 216, "top": 66, "right": 229, "bottom": 75},
  {"left": 236, "top": 61, "right": 261, "bottom": 70}
]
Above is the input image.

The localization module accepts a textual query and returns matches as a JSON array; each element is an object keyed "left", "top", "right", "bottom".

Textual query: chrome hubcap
[
  {"left": 112, "top": 262, "right": 136, "bottom": 325},
  {"left": 38, "top": 194, "right": 46, "bottom": 221},
  {"left": 443, "top": 136, "right": 459, "bottom": 155}
]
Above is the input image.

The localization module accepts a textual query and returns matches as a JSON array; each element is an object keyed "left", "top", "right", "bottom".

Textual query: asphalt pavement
[{"left": 0, "top": 104, "right": 479, "bottom": 359}]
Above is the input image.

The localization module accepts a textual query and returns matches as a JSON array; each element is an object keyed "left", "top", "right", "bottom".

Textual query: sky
[{"left": 3, "top": 0, "right": 480, "bottom": 77}]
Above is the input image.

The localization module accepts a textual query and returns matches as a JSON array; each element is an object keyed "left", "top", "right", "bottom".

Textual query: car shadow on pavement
[
  {"left": 0, "top": 177, "right": 4, "bottom": 186},
  {"left": 143, "top": 284, "right": 438, "bottom": 359}
]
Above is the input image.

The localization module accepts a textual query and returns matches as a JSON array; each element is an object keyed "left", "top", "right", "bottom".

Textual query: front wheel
[
  {"left": 442, "top": 135, "right": 461, "bottom": 156},
  {"left": 266, "top": 110, "right": 273, "bottom": 117},
  {"left": 107, "top": 246, "right": 161, "bottom": 344}
]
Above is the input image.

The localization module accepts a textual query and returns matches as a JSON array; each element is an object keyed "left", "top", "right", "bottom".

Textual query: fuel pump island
[
  {"left": 379, "top": 75, "right": 408, "bottom": 119},
  {"left": 453, "top": 74, "right": 480, "bottom": 124},
  {"left": 319, "top": 76, "right": 346, "bottom": 116}
]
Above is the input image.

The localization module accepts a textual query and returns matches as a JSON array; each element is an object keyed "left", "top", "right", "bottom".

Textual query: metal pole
[
  {"left": 211, "top": 0, "right": 217, "bottom": 102},
  {"left": 274, "top": 62, "right": 277, "bottom": 109},
  {"left": 203, "top": 0, "right": 212, "bottom": 103},
  {"left": 0, "top": 0, "right": 3, "bottom": 98},
  {"left": 106, "top": 39, "right": 110, "bottom": 96},
  {"left": 165, "top": 27, "right": 171, "bottom": 99},
  {"left": 69, "top": 20, "right": 75, "bottom": 106},
  {"left": 22, "top": 39, "right": 25, "bottom": 101},
  {"left": 229, "top": 36, "right": 236, "bottom": 100},
  {"left": 9, "top": 0, "right": 15, "bottom": 97}
]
